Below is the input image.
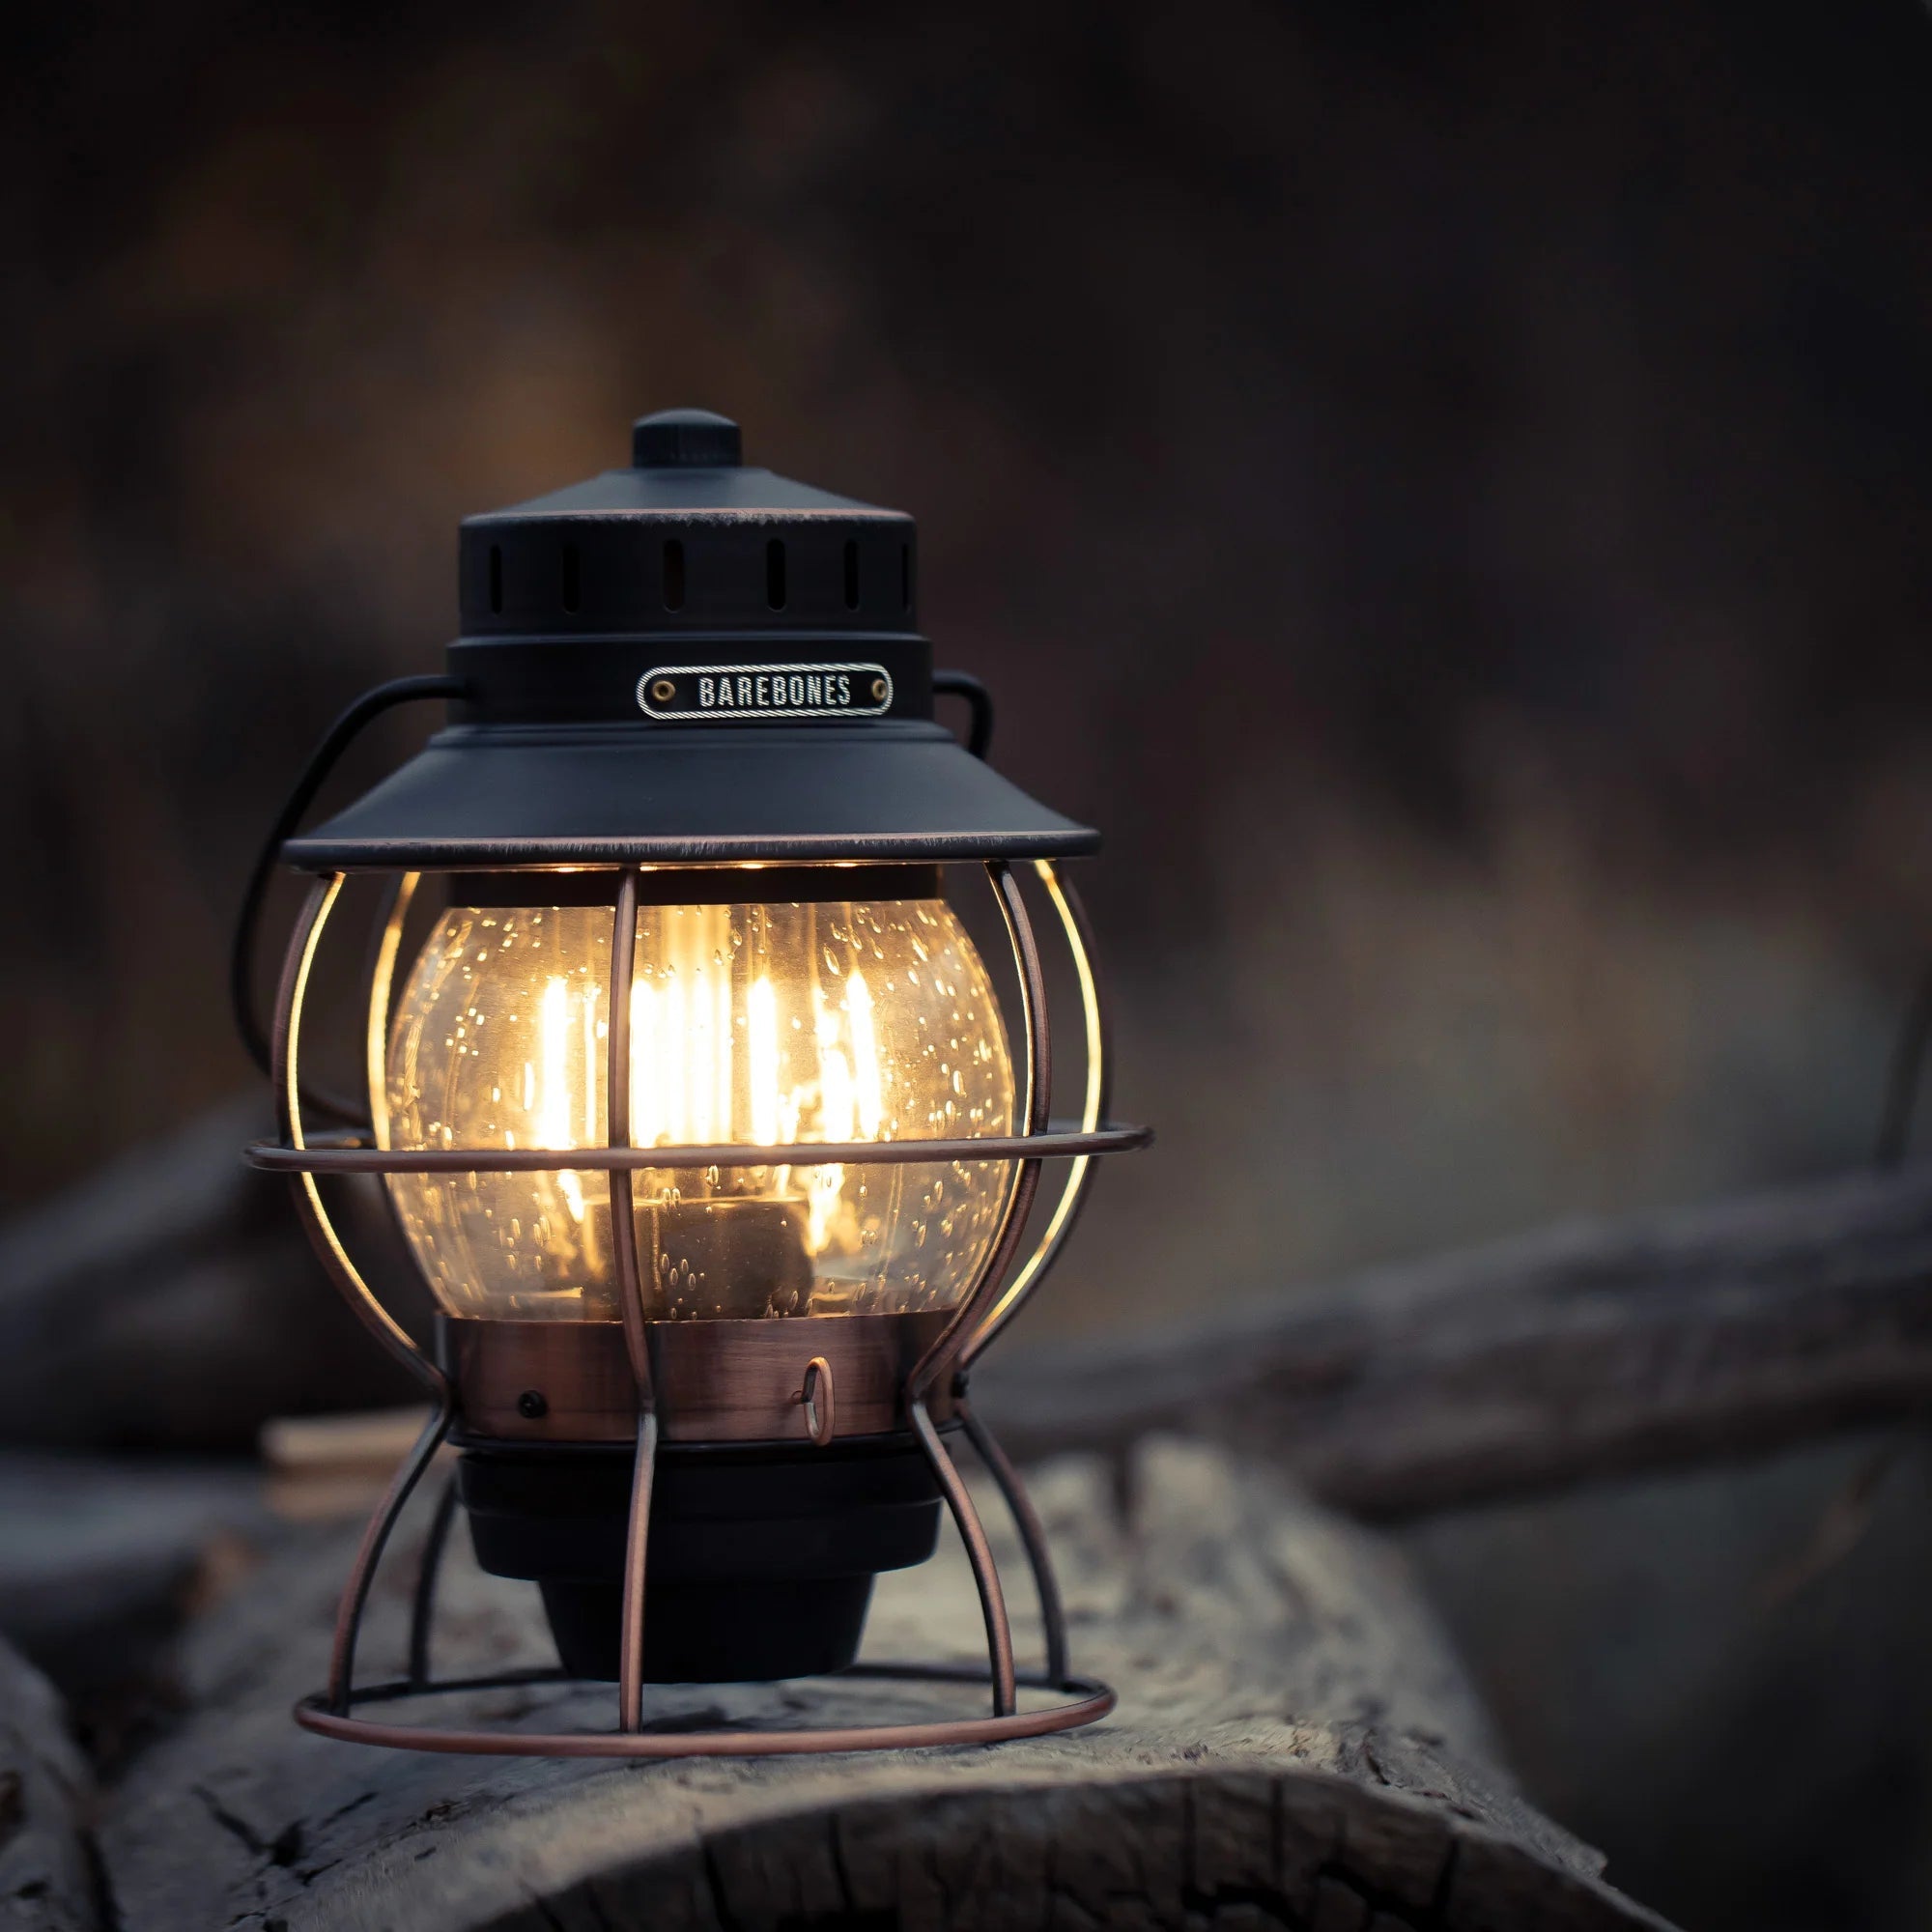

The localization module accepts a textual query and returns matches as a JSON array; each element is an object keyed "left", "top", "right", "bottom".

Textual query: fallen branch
[
  {"left": 0, "top": 1102, "right": 425, "bottom": 1453},
  {"left": 0, "top": 1455, "right": 268, "bottom": 1710},
  {"left": 980, "top": 1162, "right": 1932, "bottom": 1519}
]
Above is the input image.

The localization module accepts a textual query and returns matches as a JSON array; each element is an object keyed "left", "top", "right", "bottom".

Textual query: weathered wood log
[
  {"left": 0, "top": 1454, "right": 268, "bottom": 1707},
  {"left": 982, "top": 1161, "right": 1932, "bottom": 1519},
  {"left": 0, "top": 1637, "right": 101, "bottom": 1930},
  {"left": 0, "top": 1102, "right": 423, "bottom": 1453},
  {"left": 99, "top": 1440, "right": 1673, "bottom": 1930}
]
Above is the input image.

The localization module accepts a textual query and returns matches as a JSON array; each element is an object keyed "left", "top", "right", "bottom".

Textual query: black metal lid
[{"left": 287, "top": 412, "right": 1097, "bottom": 870}]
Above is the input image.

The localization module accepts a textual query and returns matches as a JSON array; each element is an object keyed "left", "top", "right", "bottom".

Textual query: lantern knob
[{"left": 631, "top": 408, "right": 742, "bottom": 469}]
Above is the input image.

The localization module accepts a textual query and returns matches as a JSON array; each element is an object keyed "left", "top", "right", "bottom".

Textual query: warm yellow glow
[
  {"left": 628, "top": 978, "right": 657, "bottom": 1147},
  {"left": 848, "top": 971, "right": 882, "bottom": 1138},
  {"left": 536, "top": 978, "right": 589, "bottom": 1227},
  {"left": 966, "top": 858, "right": 1103, "bottom": 1361},
  {"left": 749, "top": 975, "right": 781, "bottom": 1149},
  {"left": 294, "top": 874, "right": 425, "bottom": 1372},
  {"left": 381, "top": 895, "right": 1015, "bottom": 1321},
  {"left": 364, "top": 871, "right": 419, "bottom": 1151}
]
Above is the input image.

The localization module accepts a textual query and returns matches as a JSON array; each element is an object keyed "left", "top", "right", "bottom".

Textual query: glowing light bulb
[
  {"left": 847, "top": 970, "right": 883, "bottom": 1140},
  {"left": 749, "top": 974, "right": 781, "bottom": 1149},
  {"left": 535, "top": 977, "right": 588, "bottom": 1226},
  {"left": 381, "top": 895, "right": 1014, "bottom": 1321}
]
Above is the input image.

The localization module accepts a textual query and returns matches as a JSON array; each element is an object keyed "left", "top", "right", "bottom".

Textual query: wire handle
[
  {"left": 230, "top": 673, "right": 465, "bottom": 1116},
  {"left": 932, "top": 668, "right": 994, "bottom": 760}
]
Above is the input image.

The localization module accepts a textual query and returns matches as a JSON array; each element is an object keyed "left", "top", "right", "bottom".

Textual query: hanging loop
[
  {"left": 932, "top": 668, "right": 994, "bottom": 759},
  {"left": 800, "top": 1355, "right": 836, "bottom": 1447}
]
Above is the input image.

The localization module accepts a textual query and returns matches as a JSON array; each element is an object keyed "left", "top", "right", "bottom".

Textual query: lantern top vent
[{"left": 460, "top": 410, "right": 916, "bottom": 639}]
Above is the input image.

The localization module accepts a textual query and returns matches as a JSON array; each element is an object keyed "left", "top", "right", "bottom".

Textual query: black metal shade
[
  {"left": 283, "top": 410, "right": 1097, "bottom": 869},
  {"left": 285, "top": 720, "right": 1097, "bottom": 868}
]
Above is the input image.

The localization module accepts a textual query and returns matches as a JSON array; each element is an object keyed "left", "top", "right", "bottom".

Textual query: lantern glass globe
[{"left": 380, "top": 893, "right": 1016, "bottom": 1321}]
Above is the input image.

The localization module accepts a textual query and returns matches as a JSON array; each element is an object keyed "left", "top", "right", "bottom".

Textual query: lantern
[{"left": 237, "top": 410, "right": 1150, "bottom": 1755}]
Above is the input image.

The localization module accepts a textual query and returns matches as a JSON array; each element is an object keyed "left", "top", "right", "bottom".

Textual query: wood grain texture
[
  {"left": 98, "top": 1441, "right": 1673, "bottom": 1931},
  {"left": 0, "top": 1639, "right": 100, "bottom": 1931},
  {"left": 980, "top": 1161, "right": 1932, "bottom": 1519}
]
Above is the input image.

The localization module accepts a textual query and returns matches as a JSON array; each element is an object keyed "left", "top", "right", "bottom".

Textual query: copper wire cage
[{"left": 246, "top": 852, "right": 1151, "bottom": 1757}]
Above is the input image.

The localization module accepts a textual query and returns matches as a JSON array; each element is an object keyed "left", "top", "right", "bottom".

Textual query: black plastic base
[
  {"left": 538, "top": 1576, "right": 877, "bottom": 1682},
  {"left": 457, "top": 1433, "right": 944, "bottom": 1684}
]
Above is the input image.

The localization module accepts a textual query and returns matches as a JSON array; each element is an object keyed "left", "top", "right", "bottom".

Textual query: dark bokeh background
[{"left": 7, "top": 3, "right": 1932, "bottom": 1925}]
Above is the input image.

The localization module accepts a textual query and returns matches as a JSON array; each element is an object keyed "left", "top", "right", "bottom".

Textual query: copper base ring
[{"left": 293, "top": 1661, "right": 1115, "bottom": 1757}]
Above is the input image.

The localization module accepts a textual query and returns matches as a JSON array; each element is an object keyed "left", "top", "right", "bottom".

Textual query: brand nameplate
[{"left": 637, "top": 663, "right": 893, "bottom": 721}]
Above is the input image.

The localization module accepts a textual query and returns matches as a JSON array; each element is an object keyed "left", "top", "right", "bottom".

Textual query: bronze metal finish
[
  {"left": 963, "top": 860, "right": 1112, "bottom": 1366},
  {"left": 605, "top": 868, "right": 653, "bottom": 1406},
  {"left": 363, "top": 870, "right": 419, "bottom": 1148},
  {"left": 277, "top": 874, "right": 444, "bottom": 1388},
  {"left": 618, "top": 1406, "right": 657, "bottom": 1732},
  {"left": 327, "top": 1404, "right": 450, "bottom": 1709},
  {"left": 960, "top": 1395, "right": 1067, "bottom": 1687},
  {"left": 437, "top": 1317, "right": 635, "bottom": 1442},
  {"left": 800, "top": 1356, "right": 834, "bottom": 1446},
  {"left": 911, "top": 1394, "right": 1016, "bottom": 1716},
  {"left": 272, "top": 859, "right": 1145, "bottom": 1756},
  {"left": 891, "top": 858, "right": 1054, "bottom": 1722},
  {"left": 439, "top": 1311, "right": 955, "bottom": 1444},
  {"left": 295, "top": 1666, "right": 1117, "bottom": 1757},
  {"left": 272, "top": 872, "right": 452, "bottom": 1715},
  {"left": 603, "top": 867, "right": 659, "bottom": 1732},
  {"left": 908, "top": 861, "right": 1048, "bottom": 1406},
  {"left": 247, "top": 1122, "right": 1146, "bottom": 1175}
]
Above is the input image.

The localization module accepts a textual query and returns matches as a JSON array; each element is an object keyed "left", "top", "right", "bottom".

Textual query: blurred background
[{"left": 5, "top": 1, "right": 1932, "bottom": 1926}]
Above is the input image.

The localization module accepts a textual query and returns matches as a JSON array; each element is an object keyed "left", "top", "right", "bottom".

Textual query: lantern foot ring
[
  {"left": 291, "top": 1664, "right": 1116, "bottom": 1758},
  {"left": 246, "top": 1120, "right": 1151, "bottom": 1176},
  {"left": 312, "top": 1386, "right": 1094, "bottom": 1755}
]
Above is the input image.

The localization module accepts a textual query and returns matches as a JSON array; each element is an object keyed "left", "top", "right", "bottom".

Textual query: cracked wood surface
[
  {"left": 0, "top": 1639, "right": 99, "bottom": 1930},
  {"left": 98, "top": 1441, "right": 1674, "bottom": 1931},
  {"left": 981, "top": 1161, "right": 1932, "bottom": 1519}
]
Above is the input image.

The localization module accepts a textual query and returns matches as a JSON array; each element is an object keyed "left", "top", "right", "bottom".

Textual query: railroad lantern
[{"left": 237, "top": 410, "right": 1150, "bottom": 1755}]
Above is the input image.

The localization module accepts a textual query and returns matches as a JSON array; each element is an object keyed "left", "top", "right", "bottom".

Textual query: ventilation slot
[
  {"left": 488, "top": 545, "right": 502, "bottom": 614},
  {"left": 843, "top": 538, "right": 860, "bottom": 611},
  {"left": 663, "top": 540, "right": 686, "bottom": 611},
  {"left": 561, "top": 543, "right": 580, "bottom": 613},
  {"left": 766, "top": 539, "right": 787, "bottom": 611}
]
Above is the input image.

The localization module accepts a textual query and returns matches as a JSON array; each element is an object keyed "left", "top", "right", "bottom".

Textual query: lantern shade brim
[{"left": 282, "top": 721, "right": 1099, "bottom": 869}]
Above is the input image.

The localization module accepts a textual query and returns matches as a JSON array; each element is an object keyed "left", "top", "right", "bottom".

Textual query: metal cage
[{"left": 247, "top": 855, "right": 1150, "bottom": 1756}]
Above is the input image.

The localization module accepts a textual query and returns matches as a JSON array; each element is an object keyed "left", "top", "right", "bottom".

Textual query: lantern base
[
  {"left": 298, "top": 1382, "right": 1104, "bottom": 1757},
  {"left": 457, "top": 1434, "right": 943, "bottom": 1683},
  {"left": 536, "top": 1577, "right": 877, "bottom": 1683},
  {"left": 293, "top": 1662, "right": 1117, "bottom": 1758}
]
